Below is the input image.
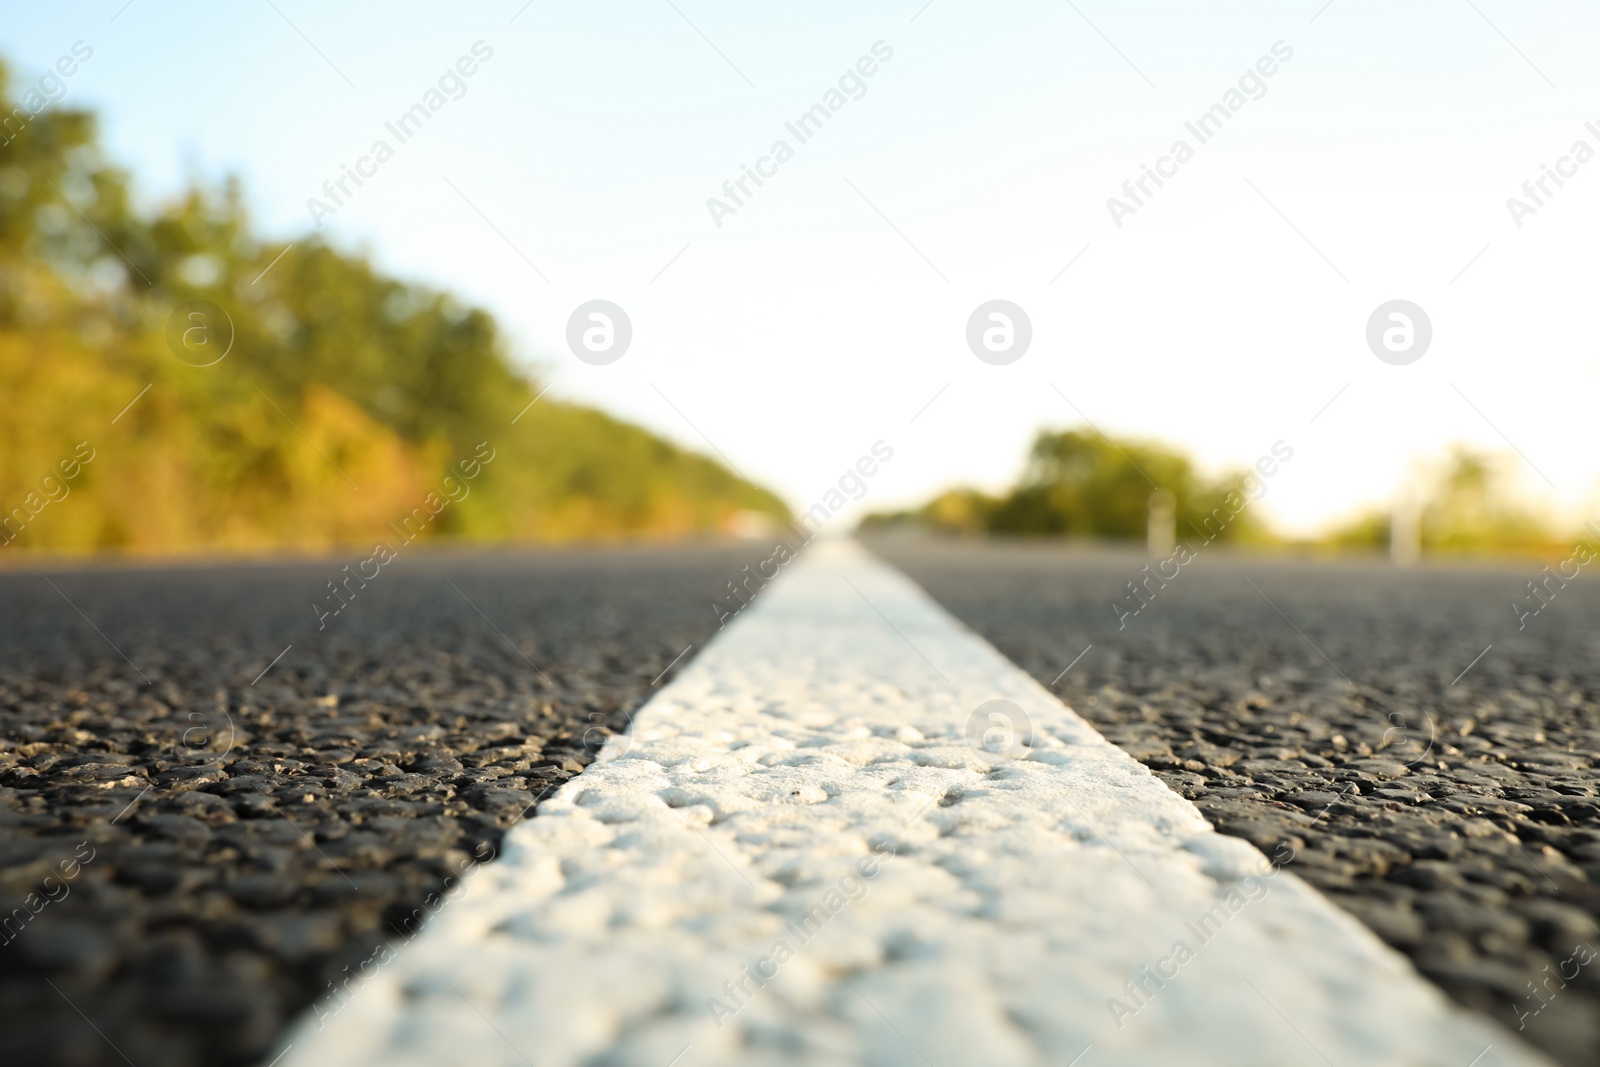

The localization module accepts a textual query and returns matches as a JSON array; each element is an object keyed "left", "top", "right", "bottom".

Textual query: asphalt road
[
  {"left": 5, "top": 538, "right": 1598, "bottom": 1066},
  {"left": 869, "top": 535, "right": 1600, "bottom": 1067},
  {"left": 0, "top": 544, "right": 767, "bottom": 1067}
]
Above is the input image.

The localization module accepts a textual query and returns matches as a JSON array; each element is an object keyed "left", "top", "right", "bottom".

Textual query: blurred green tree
[
  {"left": 1326, "top": 450, "right": 1560, "bottom": 557},
  {"left": 861, "top": 429, "right": 1268, "bottom": 545},
  {"left": 0, "top": 58, "right": 788, "bottom": 556}
]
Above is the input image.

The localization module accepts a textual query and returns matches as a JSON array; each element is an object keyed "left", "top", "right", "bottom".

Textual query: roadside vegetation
[
  {"left": 0, "top": 58, "right": 787, "bottom": 557},
  {"left": 1323, "top": 449, "right": 1574, "bottom": 559},
  {"left": 864, "top": 431, "right": 1579, "bottom": 560},
  {"left": 862, "top": 429, "right": 1273, "bottom": 545}
]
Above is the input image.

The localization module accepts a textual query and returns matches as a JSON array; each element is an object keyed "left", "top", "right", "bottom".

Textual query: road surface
[{"left": 1, "top": 538, "right": 1595, "bottom": 1065}]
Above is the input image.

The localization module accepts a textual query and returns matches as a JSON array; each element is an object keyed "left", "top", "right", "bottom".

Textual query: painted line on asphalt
[{"left": 274, "top": 539, "right": 1550, "bottom": 1067}]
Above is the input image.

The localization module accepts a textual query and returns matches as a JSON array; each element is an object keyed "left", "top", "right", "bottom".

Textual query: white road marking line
[
  {"left": 843, "top": 575, "right": 950, "bottom": 685},
  {"left": 842, "top": 975, "right": 936, "bottom": 1067},
  {"left": 1243, "top": 978, "right": 1334, "bottom": 1067},
  {"left": 445, "top": 977, "right": 538, "bottom": 1067},
  {"left": 276, "top": 540, "right": 1552, "bottom": 1067}
]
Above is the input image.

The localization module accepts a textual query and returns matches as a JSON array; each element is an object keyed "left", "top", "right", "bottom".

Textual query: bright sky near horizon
[{"left": 5, "top": 1, "right": 1599, "bottom": 535}]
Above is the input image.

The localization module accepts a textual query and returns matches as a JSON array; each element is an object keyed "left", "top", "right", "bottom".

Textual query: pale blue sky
[{"left": 6, "top": 1, "right": 1600, "bottom": 532}]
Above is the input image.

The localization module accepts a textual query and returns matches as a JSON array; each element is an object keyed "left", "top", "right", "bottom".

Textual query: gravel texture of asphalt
[
  {"left": 0, "top": 544, "right": 765, "bottom": 1067},
  {"left": 869, "top": 535, "right": 1600, "bottom": 1067}
]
